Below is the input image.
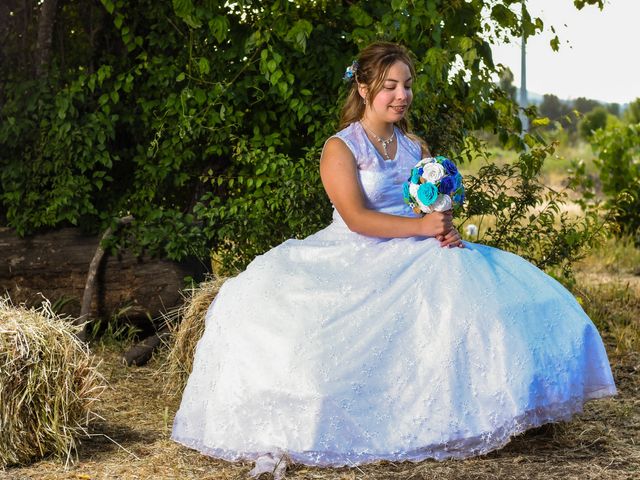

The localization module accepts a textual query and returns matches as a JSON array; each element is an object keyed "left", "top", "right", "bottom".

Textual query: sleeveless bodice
[{"left": 331, "top": 122, "right": 422, "bottom": 220}]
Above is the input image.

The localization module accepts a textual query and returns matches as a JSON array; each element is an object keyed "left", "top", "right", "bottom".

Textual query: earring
[{"left": 363, "top": 98, "right": 367, "bottom": 105}]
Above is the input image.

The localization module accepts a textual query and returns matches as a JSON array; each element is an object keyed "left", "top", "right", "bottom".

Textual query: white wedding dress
[{"left": 172, "top": 122, "right": 616, "bottom": 466}]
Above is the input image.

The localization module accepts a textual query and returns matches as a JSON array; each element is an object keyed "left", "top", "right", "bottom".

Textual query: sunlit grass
[
  {"left": 458, "top": 135, "right": 598, "bottom": 185},
  {"left": 577, "top": 282, "right": 640, "bottom": 353},
  {"left": 577, "top": 235, "right": 640, "bottom": 275}
]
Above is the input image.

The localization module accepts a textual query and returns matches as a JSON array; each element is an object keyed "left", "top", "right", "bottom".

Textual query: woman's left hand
[{"left": 437, "top": 228, "right": 464, "bottom": 248}]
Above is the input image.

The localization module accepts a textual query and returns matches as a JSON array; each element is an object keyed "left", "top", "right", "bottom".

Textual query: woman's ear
[{"left": 358, "top": 83, "right": 368, "bottom": 103}]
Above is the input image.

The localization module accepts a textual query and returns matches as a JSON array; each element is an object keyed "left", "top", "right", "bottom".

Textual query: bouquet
[{"left": 402, "top": 156, "right": 465, "bottom": 215}]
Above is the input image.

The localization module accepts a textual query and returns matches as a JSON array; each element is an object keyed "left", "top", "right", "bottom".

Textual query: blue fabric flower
[
  {"left": 441, "top": 158, "right": 458, "bottom": 176},
  {"left": 454, "top": 172, "right": 463, "bottom": 189},
  {"left": 417, "top": 182, "right": 438, "bottom": 206},
  {"left": 411, "top": 168, "right": 421, "bottom": 184},
  {"left": 439, "top": 176, "right": 456, "bottom": 195},
  {"left": 402, "top": 182, "right": 411, "bottom": 203}
]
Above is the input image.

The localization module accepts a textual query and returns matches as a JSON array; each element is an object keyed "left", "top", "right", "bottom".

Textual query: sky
[{"left": 489, "top": 0, "right": 640, "bottom": 105}]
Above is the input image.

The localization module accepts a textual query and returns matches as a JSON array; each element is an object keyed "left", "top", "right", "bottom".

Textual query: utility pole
[{"left": 519, "top": 0, "right": 529, "bottom": 133}]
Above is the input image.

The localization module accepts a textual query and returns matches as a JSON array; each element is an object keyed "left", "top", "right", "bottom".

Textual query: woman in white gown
[{"left": 171, "top": 42, "right": 616, "bottom": 468}]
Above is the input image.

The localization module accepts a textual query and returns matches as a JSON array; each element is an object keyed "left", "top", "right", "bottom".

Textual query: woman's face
[{"left": 362, "top": 60, "right": 413, "bottom": 124}]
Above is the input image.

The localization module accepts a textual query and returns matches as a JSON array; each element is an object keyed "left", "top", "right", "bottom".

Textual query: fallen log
[
  {"left": 0, "top": 227, "right": 207, "bottom": 325},
  {"left": 122, "top": 325, "right": 171, "bottom": 366}
]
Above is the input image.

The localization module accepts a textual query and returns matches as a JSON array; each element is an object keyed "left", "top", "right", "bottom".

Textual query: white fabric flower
[
  {"left": 432, "top": 194, "right": 452, "bottom": 212},
  {"left": 409, "top": 182, "right": 428, "bottom": 211},
  {"left": 421, "top": 204, "right": 434, "bottom": 214},
  {"left": 409, "top": 182, "right": 420, "bottom": 199},
  {"left": 418, "top": 157, "right": 435, "bottom": 166},
  {"left": 421, "top": 163, "right": 445, "bottom": 184}
]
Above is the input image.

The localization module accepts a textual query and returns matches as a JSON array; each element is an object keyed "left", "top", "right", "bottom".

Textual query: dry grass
[
  {"left": 3, "top": 344, "right": 637, "bottom": 480},
  {"left": 0, "top": 297, "right": 105, "bottom": 468},
  {"left": 162, "top": 276, "right": 227, "bottom": 397}
]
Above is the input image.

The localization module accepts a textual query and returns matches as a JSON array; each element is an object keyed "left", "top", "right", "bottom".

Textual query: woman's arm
[{"left": 320, "top": 137, "right": 453, "bottom": 239}]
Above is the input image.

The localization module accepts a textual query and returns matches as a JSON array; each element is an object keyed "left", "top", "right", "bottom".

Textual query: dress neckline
[{"left": 358, "top": 121, "right": 399, "bottom": 162}]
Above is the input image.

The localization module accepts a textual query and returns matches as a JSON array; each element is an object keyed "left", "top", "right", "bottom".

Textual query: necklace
[{"left": 361, "top": 121, "right": 395, "bottom": 160}]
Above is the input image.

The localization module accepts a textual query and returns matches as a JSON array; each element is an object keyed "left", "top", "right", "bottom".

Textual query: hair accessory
[{"left": 343, "top": 60, "right": 358, "bottom": 81}]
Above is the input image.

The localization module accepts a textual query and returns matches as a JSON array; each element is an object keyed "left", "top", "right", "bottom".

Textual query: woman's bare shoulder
[{"left": 321, "top": 136, "right": 355, "bottom": 165}]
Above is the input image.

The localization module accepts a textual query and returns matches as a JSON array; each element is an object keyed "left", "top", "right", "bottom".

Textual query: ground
[{"left": 3, "top": 274, "right": 639, "bottom": 480}]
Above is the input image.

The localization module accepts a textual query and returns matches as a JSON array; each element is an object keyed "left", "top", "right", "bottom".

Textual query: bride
[{"left": 171, "top": 41, "right": 616, "bottom": 470}]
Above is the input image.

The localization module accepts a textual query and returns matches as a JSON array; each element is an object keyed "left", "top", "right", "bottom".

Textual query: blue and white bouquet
[{"left": 402, "top": 156, "right": 465, "bottom": 214}]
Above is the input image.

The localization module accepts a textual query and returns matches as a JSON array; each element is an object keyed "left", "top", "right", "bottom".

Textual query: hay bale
[
  {"left": 0, "top": 297, "right": 105, "bottom": 467},
  {"left": 163, "top": 277, "right": 227, "bottom": 396}
]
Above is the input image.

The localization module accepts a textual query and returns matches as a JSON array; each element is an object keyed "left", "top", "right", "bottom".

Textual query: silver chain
[{"left": 361, "top": 122, "right": 395, "bottom": 160}]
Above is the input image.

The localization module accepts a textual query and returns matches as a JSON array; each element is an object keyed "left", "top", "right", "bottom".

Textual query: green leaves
[
  {"left": 208, "top": 16, "right": 229, "bottom": 43},
  {"left": 285, "top": 20, "right": 313, "bottom": 53},
  {"left": 172, "top": 0, "right": 202, "bottom": 28},
  {"left": 196, "top": 145, "right": 332, "bottom": 273},
  {"left": 589, "top": 123, "right": 640, "bottom": 241},
  {"left": 102, "top": 0, "right": 115, "bottom": 14}
]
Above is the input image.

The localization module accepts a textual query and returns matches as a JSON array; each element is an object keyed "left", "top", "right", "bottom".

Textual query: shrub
[
  {"left": 590, "top": 122, "right": 640, "bottom": 242},
  {"left": 459, "top": 138, "right": 605, "bottom": 280},
  {"left": 579, "top": 106, "right": 608, "bottom": 140}
]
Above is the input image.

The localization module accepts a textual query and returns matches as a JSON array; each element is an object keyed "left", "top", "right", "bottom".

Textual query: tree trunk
[{"left": 35, "top": 0, "right": 58, "bottom": 78}]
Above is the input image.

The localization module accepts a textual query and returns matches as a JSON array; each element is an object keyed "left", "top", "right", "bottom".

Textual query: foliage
[
  {"left": 624, "top": 98, "right": 640, "bottom": 124},
  {"left": 539, "top": 94, "right": 566, "bottom": 123},
  {"left": 578, "top": 106, "right": 608, "bottom": 139},
  {"left": 0, "top": 0, "right": 610, "bottom": 272},
  {"left": 589, "top": 122, "right": 640, "bottom": 242},
  {"left": 538, "top": 93, "right": 575, "bottom": 130},
  {"left": 498, "top": 66, "right": 517, "bottom": 101},
  {"left": 458, "top": 136, "right": 606, "bottom": 280},
  {"left": 572, "top": 96, "right": 602, "bottom": 115},
  {"left": 606, "top": 102, "right": 620, "bottom": 117}
]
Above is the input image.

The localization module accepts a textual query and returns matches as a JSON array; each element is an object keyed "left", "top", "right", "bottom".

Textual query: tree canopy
[{"left": 0, "top": 0, "right": 606, "bottom": 272}]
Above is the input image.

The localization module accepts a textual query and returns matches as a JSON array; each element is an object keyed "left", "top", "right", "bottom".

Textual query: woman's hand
[
  {"left": 436, "top": 227, "right": 464, "bottom": 248},
  {"left": 417, "top": 210, "right": 453, "bottom": 238}
]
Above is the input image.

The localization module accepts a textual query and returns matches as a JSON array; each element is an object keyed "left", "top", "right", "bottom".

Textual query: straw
[{"left": 0, "top": 296, "right": 105, "bottom": 467}]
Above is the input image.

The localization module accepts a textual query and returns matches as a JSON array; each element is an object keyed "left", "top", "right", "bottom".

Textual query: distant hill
[
  {"left": 514, "top": 88, "right": 547, "bottom": 106},
  {"left": 514, "top": 88, "right": 626, "bottom": 110}
]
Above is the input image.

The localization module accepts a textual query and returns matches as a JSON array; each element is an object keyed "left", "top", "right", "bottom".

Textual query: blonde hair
[{"left": 339, "top": 42, "right": 416, "bottom": 134}]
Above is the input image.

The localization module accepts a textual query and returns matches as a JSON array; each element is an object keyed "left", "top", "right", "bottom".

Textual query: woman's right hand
[{"left": 418, "top": 210, "right": 453, "bottom": 237}]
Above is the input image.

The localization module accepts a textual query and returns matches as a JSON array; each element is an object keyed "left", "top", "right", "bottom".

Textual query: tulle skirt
[{"left": 171, "top": 220, "right": 616, "bottom": 465}]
